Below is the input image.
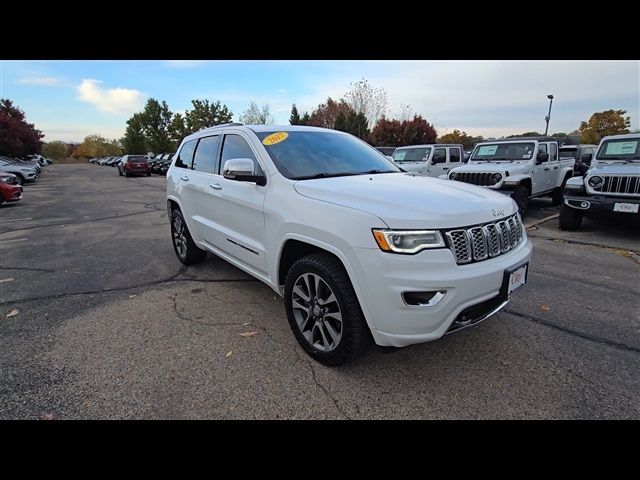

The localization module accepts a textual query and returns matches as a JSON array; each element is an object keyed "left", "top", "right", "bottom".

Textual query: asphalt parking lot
[{"left": 1, "top": 164, "right": 639, "bottom": 419}]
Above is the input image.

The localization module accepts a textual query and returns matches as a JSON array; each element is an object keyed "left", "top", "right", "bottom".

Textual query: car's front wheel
[
  {"left": 284, "top": 253, "right": 371, "bottom": 366},
  {"left": 559, "top": 204, "right": 583, "bottom": 230},
  {"left": 14, "top": 174, "right": 24, "bottom": 185},
  {"left": 510, "top": 186, "right": 529, "bottom": 215},
  {"left": 552, "top": 176, "right": 570, "bottom": 206},
  {"left": 170, "top": 208, "right": 207, "bottom": 265}
]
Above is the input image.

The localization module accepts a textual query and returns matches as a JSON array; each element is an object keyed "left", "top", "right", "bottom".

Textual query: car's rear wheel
[
  {"left": 170, "top": 208, "right": 207, "bottom": 265},
  {"left": 510, "top": 186, "right": 529, "bottom": 215},
  {"left": 284, "top": 253, "right": 371, "bottom": 366},
  {"left": 559, "top": 204, "right": 583, "bottom": 230}
]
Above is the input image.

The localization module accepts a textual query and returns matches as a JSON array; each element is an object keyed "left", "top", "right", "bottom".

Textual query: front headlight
[
  {"left": 449, "top": 172, "right": 457, "bottom": 180},
  {"left": 588, "top": 176, "right": 604, "bottom": 188},
  {"left": 492, "top": 173, "right": 502, "bottom": 183},
  {"left": 372, "top": 229, "right": 445, "bottom": 254}
]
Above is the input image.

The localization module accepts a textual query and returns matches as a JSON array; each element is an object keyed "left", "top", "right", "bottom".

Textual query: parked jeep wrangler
[
  {"left": 559, "top": 133, "right": 640, "bottom": 230},
  {"left": 445, "top": 137, "right": 575, "bottom": 214},
  {"left": 392, "top": 144, "right": 465, "bottom": 178}
]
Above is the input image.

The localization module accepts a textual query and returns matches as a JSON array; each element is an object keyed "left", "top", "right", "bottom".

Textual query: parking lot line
[{"left": 1, "top": 218, "right": 33, "bottom": 222}]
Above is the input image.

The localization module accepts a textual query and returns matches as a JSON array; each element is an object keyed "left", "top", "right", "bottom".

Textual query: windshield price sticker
[
  {"left": 478, "top": 145, "right": 498, "bottom": 155},
  {"left": 263, "top": 132, "right": 289, "bottom": 146},
  {"left": 605, "top": 141, "right": 637, "bottom": 155}
]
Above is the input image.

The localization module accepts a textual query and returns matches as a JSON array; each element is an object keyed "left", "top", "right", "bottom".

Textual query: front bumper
[
  {"left": 564, "top": 193, "right": 640, "bottom": 214},
  {"left": 347, "top": 239, "right": 532, "bottom": 347}
]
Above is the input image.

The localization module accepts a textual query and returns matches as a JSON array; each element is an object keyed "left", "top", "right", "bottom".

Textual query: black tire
[
  {"left": 552, "top": 175, "right": 570, "bottom": 206},
  {"left": 14, "top": 174, "right": 25, "bottom": 186},
  {"left": 146, "top": 172, "right": 151, "bottom": 177},
  {"left": 510, "top": 186, "right": 530, "bottom": 215},
  {"left": 284, "top": 253, "right": 371, "bottom": 366},
  {"left": 118, "top": 168, "right": 123, "bottom": 176},
  {"left": 170, "top": 208, "right": 206, "bottom": 265},
  {"left": 559, "top": 204, "right": 583, "bottom": 231}
]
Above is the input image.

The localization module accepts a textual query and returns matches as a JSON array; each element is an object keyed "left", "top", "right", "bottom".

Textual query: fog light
[
  {"left": 402, "top": 291, "right": 446, "bottom": 307},
  {"left": 581, "top": 201, "right": 589, "bottom": 208}
]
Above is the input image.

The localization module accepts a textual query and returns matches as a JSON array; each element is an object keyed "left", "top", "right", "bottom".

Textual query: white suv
[{"left": 166, "top": 124, "right": 532, "bottom": 365}]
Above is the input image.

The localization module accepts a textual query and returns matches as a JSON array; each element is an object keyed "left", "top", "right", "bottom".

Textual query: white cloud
[
  {"left": 77, "top": 79, "right": 144, "bottom": 114},
  {"left": 277, "top": 88, "right": 287, "bottom": 93},
  {"left": 18, "top": 76, "right": 63, "bottom": 86},
  {"left": 164, "top": 60, "right": 206, "bottom": 68}
]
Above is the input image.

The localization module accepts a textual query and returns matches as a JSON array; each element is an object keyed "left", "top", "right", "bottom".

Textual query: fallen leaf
[
  {"left": 40, "top": 413, "right": 55, "bottom": 420},
  {"left": 540, "top": 304, "right": 551, "bottom": 311},
  {"left": 6, "top": 309, "right": 19, "bottom": 318},
  {"left": 226, "top": 350, "right": 233, "bottom": 358},
  {"left": 587, "top": 306, "right": 592, "bottom": 310},
  {"left": 0, "top": 278, "right": 14, "bottom": 283},
  {"left": 501, "top": 360, "right": 510, "bottom": 366},
  {"left": 229, "top": 405, "right": 236, "bottom": 411},
  {"left": 242, "top": 322, "right": 251, "bottom": 326},
  {"left": 239, "top": 331, "right": 258, "bottom": 337}
]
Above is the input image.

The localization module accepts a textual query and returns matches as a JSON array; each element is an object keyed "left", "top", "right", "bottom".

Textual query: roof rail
[{"left": 198, "top": 122, "right": 244, "bottom": 132}]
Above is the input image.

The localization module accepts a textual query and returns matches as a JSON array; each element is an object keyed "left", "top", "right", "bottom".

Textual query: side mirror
[
  {"left": 581, "top": 153, "right": 592, "bottom": 164},
  {"left": 536, "top": 152, "right": 549, "bottom": 164},
  {"left": 385, "top": 155, "right": 394, "bottom": 161},
  {"left": 223, "top": 158, "right": 266, "bottom": 186}
]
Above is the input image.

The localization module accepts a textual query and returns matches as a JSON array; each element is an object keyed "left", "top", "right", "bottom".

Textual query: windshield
[
  {"left": 596, "top": 139, "right": 640, "bottom": 160},
  {"left": 559, "top": 147, "right": 578, "bottom": 159},
  {"left": 471, "top": 142, "right": 535, "bottom": 161},
  {"left": 392, "top": 147, "right": 432, "bottom": 162},
  {"left": 255, "top": 130, "right": 401, "bottom": 180}
]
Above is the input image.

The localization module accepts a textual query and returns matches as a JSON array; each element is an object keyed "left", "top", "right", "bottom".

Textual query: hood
[
  {"left": 293, "top": 173, "right": 517, "bottom": 229},
  {"left": 451, "top": 161, "right": 530, "bottom": 174},
  {"left": 588, "top": 162, "right": 640, "bottom": 176}
]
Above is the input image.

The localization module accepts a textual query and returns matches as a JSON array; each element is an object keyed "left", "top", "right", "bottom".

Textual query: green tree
[
  {"left": 437, "top": 129, "right": 480, "bottom": 149},
  {"left": 42, "top": 141, "right": 68, "bottom": 160},
  {"left": 334, "top": 110, "right": 369, "bottom": 139},
  {"left": 289, "top": 104, "right": 301, "bottom": 125},
  {"left": 184, "top": 99, "right": 233, "bottom": 132},
  {"left": 579, "top": 109, "right": 631, "bottom": 144},
  {"left": 551, "top": 132, "right": 567, "bottom": 137},
  {"left": 299, "top": 112, "right": 310, "bottom": 126},
  {"left": 138, "top": 98, "right": 173, "bottom": 153},
  {"left": 239, "top": 101, "right": 275, "bottom": 125},
  {"left": 121, "top": 113, "right": 147, "bottom": 154},
  {"left": 169, "top": 113, "right": 189, "bottom": 149},
  {"left": 507, "top": 131, "right": 543, "bottom": 138},
  {"left": 74, "top": 134, "right": 122, "bottom": 158}
]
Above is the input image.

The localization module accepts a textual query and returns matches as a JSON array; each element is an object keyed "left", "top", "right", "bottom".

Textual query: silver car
[{"left": 0, "top": 157, "right": 38, "bottom": 184}]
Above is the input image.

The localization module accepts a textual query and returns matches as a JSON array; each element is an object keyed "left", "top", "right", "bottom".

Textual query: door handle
[
  {"left": 180, "top": 176, "right": 189, "bottom": 181},
  {"left": 443, "top": 167, "right": 449, "bottom": 171},
  {"left": 544, "top": 168, "right": 550, "bottom": 171},
  {"left": 209, "top": 183, "right": 222, "bottom": 190},
  {"left": 553, "top": 166, "right": 559, "bottom": 169}
]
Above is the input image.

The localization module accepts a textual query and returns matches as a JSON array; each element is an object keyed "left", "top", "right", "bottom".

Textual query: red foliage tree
[
  {"left": 0, "top": 99, "right": 44, "bottom": 158},
  {"left": 308, "top": 98, "right": 353, "bottom": 129},
  {"left": 368, "top": 115, "right": 437, "bottom": 147}
]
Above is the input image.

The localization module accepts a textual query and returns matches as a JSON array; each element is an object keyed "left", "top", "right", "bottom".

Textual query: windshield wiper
[
  {"left": 602, "top": 156, "right": 640, "bottom": 160},
  {"left": 357, "top": 169, "right": 397, "bottom": 175},
  {"left": 292, "top": 172, "right": 362, "bottom": 180}
]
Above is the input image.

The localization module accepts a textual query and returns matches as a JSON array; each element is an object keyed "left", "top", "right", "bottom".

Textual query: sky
[{"left": 1, "top": 60, "right": 638, "bottom": 143}]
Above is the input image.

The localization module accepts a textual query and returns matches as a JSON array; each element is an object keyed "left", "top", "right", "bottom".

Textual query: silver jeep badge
[{"left": 492, "top": 209, "right": 504, "bottom": 217}]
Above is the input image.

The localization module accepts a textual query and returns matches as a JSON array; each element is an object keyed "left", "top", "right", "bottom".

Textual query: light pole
[{"left": 544, "top": 94, "right": 554, "bottom": 136}]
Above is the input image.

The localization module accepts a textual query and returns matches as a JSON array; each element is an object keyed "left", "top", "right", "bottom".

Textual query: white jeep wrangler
[
  {"left": 560, "top": 133, "right": 640, "bottom": 230},
  {"left": 391, "top": 144, "right": 465, "bottom": 178},
  {"left": 444, "top": 137, "right": 575, "bottom": 214}
]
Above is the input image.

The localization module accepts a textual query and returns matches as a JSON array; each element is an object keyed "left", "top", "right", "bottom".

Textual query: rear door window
[
  {"left": 192, "top": 135, "right": 220, "bottom": 174},
  {"left": 449, "top": 148, "right": 461, "bottom": 163}
]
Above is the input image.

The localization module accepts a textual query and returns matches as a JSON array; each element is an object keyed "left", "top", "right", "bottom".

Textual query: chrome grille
[
  {"left": 588, "top": 175, "right": 640, "bottom": 196},
  {"left": 445, "top": 213, "right": 523, "bottom": 265},
  {"left": 455, "top": 172, "right": 498, "bottom": 186}
]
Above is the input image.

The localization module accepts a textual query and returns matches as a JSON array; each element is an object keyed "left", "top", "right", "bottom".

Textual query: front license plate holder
[
  {"left": 613, "top": 202, "right": 639, "bottom": 213},
  {"left": 499, "top": 262, "right": 528, "bottom": 300}
]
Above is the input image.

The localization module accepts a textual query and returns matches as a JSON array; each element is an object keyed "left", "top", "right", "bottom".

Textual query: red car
[
  {"left": 0, "top": 173, "right": 23, "bottom": 205},
  {"left": 118, "top": 155, "right": 151, "bottom": 177}
]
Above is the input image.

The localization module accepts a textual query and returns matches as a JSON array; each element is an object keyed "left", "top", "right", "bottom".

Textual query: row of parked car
[
  {"left": 376, "top": 134, "right": 638, "bottom": 230},
  {"left": 89, "top": 153, "right": 175, "bottom": 176},
  {"left": 0, "top": 154, "right": 52, "bottom": 206}
]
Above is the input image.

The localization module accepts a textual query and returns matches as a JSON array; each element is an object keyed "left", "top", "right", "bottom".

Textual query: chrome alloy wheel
[
  {"left": 291, "top": 273, "right": 343, "bottom": 352},
  {"left": 172, "top": 215, "right": 187, "bottom": 258}
]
